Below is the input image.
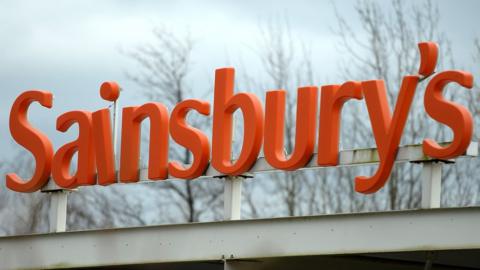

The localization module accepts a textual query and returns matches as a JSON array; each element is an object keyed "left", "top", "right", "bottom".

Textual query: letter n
[{"left": 119, "top": 103, "right": 169, "bottom": 182}]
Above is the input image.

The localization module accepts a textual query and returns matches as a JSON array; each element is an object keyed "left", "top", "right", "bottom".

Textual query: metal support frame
[
  {"left": 41, "top": 181, "right": 72, "bottom": 233},
  {"left": 39, "top": 142, "right": 478, "bottom": 233},
  {"left": 223, "top": 176, "right": 244, "bottom": 221},
  {"left": 112, "top": 99, "right": 119, "bottom": 166},
  {"left": 411, "top": 155, "right": 455, "bottom": 209},
  {"left": 224, "top": 260, "right": 259, "bottom": 270},
  {"left": 420, "top": 161, "right": 443, "bottom": 209},
  {"left": 131, "top": 142, "right": 479, "bottom": 181},
  {"left": 47, "top": 190, "right": 68, "bottom": 233},
  {"left": 2, "top": 207, "right": 479, "bottom": 269}
]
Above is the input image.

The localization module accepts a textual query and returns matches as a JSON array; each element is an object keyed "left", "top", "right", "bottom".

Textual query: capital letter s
[{"left": 6, "top": 91, "right": 54, "bottom": 192}]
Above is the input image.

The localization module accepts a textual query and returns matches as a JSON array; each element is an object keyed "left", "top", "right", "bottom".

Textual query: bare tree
[
  {"left": 67, "top": 183, "right": 152, "bottom": 230},
  {"left": 333, "top": 0, "right": 478, "bottom": 211},
  {"left": 0, "top": 151, "right": 49, "bottom": 235},
  {"left": 241, "top": 0, "right": 477, "bottom": 218},
  {"left": 237, "top": 17, "right": 321, "bottom": 218},
  {"left": 2, "top": 1, "right": 478, "bottom": 236},
  {"left": 0, "top": 148, "right": 153, "bottom": 235},
  {"left": 126, "top": 26, "right": 224, "bottom": 223}
]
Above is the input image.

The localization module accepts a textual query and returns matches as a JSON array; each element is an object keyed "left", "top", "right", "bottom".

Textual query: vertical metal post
[
  {"left": 48, "top": 190, "right": 68, "bottom": 233},
  {"left": 112, "top": 99, "right": 119, "bottom": 166},
  {"left": 224, "top": 176, "right": 243, "bottom": 220},
  {"left": 421, "top": 161, "right": 442, "bottom": 209},
  {"left": 42, "top": 180, "right": 70, "bottom": 233}
]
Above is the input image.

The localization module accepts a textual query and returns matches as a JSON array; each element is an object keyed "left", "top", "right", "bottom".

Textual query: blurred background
[{"left": 1, "top": 0, "right": 480, "bottom": 235}]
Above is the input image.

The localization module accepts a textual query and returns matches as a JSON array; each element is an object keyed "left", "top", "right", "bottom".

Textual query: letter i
[{"left": 92, "top": 82, "right": 120, "bottom": 185}]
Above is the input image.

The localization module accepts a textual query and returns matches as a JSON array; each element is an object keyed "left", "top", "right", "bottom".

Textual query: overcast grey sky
[{"left": 1, "top": 0, "right": 479, "bottom": 163}]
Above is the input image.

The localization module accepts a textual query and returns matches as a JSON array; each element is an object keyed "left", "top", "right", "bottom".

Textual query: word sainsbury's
[{"left": 6, "top": 42, "right": 474, "bottom": 194}]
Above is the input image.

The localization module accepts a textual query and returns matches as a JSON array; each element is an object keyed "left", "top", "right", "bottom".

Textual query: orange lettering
[
  {"left": 92, "top": 109, "right": 116, "bottom": 185},
  {"left": 317, "top": 81, "right": 363, "bottom": 166},
  {"left": 423, "top": 71, "right": 474, "bottom": 159},
  {"left": 6, "top": 91, "right": 54, "bottom": 192},
  {"left": 355, "top": 77, "right": 419, "bottom": 193},
  {"left": 52, "top": 111, "right": 96, "bottom": 188},
  {"left": 211, "top": 68, "right": 264, "bottom": 175},
  {"left": 169, "top": 99, "right": 211, "bottom": 179},
  {"left": 120, "top": 103, "right": 169, "bottom": 182},
  {"left": 264, "top": 87, "right": 318, "bottom": 170}
]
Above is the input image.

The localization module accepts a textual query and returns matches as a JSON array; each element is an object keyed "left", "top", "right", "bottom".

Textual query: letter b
[{"left": 211, "top": 68, "right": 264, "bottom": 175}]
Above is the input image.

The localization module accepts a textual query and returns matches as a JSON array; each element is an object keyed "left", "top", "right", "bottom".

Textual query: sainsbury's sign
[{"left": 5, "top": 42, "right": 474, "bottom": 194}]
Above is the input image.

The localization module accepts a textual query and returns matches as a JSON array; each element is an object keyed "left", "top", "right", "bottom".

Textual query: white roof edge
[{"left": 1, "top": 207, "right": 480, "bottom": 269}]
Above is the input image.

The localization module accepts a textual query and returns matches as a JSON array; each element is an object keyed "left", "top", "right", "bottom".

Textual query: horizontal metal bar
[
  {"left": 123, "top": 141, "right": 479, "bottom": 181},
  {"left": 243, "top": 141, "right": 478, "bottom": 175},
  {"left": 1, "top": 207, "right": 479, "bottom": 269},
  {"left": 41, "top": 141, "right": 478, "bottom": 191}
]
